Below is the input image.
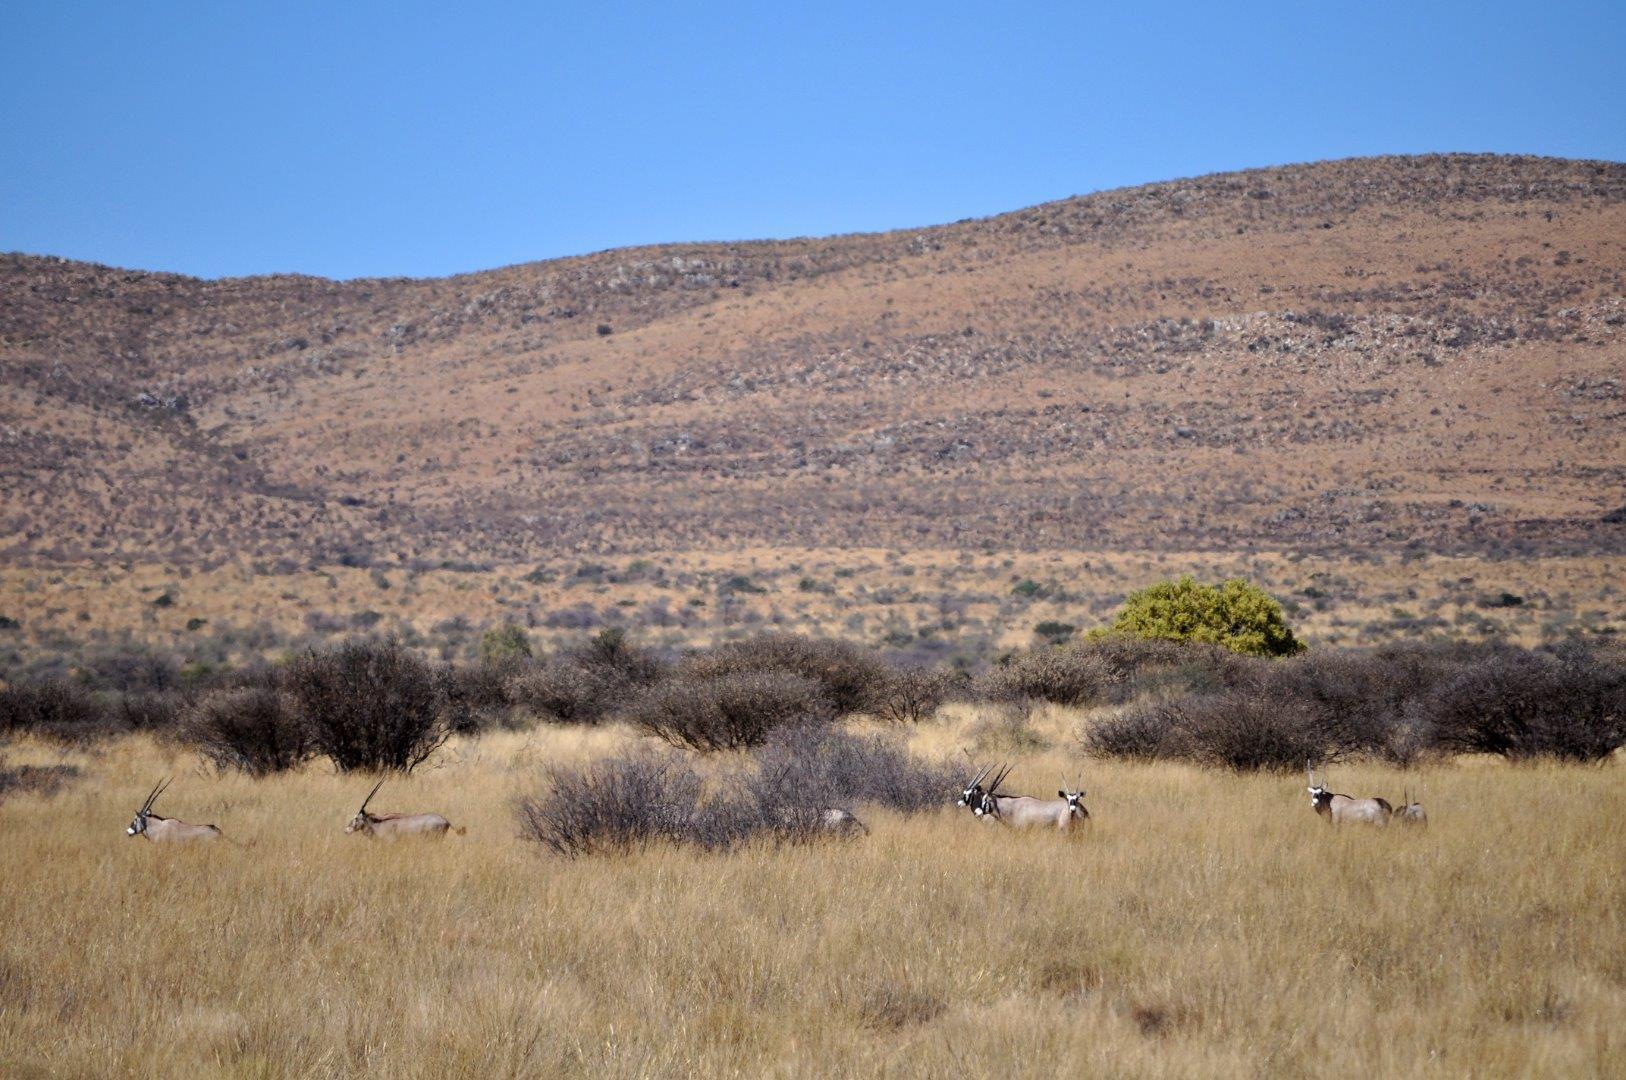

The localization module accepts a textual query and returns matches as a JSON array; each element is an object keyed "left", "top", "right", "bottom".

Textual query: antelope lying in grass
[
  {"left": 1306, "top": 765, "right": 1392, "bottom": 826},
  {"left": 125, "top": 778, "right": 224, "bottom": 843},
  {"left": 959, "top": 762, "right": 1089, "bottom": 832},
  {"left": 345, "top": 779, "right": 464, "bottom": 840},
  {"left": 816, "top": 807, "right": 869, "bottom": 835},
  {"left": 1395, "top": 788, "right": 1428, "bottom": 827}
]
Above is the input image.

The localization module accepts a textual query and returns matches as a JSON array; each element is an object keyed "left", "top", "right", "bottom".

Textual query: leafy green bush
[
  {"left": 1105, "top": 577, "right": 1304, "bottom": 658},
  {"left": 478, "top": 622, "right": 533, "bottom": 666}
]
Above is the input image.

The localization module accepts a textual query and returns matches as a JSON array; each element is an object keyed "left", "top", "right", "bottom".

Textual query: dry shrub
[
  {"left": 507, "top": 660, "right": 623, "bottom": 725},
  {"left": 0, "top": 756, "right": 81, "bottom": 801},
  {"left": 866, "top": 667, "right": 961, "bottom": 724},
  {"left": 116, "top": 690, "right": 190, "bottom": 733},
  {"left": 181, "top": 687, "right": 311, "bottom": 775},
  {"left": 1426, "top": 642, "right": 1625, "bottom": 762},
  {"left": 744, "top": 726, "right": 956, "bottom": 815},
  {"left": 681, "top": 634, "right": 886, "bottom": 716},
  {"left": 624, "top": 671, "right": 834, "bottom": 751},
  {"left": 286, "top": 638, "right": 455, "bottom": 772},
  {"left": 1171, "top": 692, "right": 1329, "bottom": 773},
  {"left": 516, "top": 753, "right": 704, "bottom": 856},
  {"left": 0, "top": 680, "right": 116, "bottom": 744},
  {"left": 974, "top": 647, "right": 1121, "bottom": 707},
  {"left": 507, "top": 629, "right": 668, "bottom": 727},
  {"left": 517, "top": 731, "right": 952, "bottom": 856},
  {"left": 1080, "top": 704, "right": 1180, "bottom": 761}
]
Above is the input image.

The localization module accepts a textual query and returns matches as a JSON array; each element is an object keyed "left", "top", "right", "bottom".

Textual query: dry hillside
[{"left": 4, "top": 154, "right": 1623, "bottom": 568}]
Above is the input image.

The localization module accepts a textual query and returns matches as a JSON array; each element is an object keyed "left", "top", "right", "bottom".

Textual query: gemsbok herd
[{"left": 122, "top": 761, "right": 1426, "bottom": 845}]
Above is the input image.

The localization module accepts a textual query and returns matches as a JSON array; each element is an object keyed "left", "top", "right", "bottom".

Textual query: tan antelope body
[
  {"left": 345, "top": 780, "right": 463, "bottom": 840},
  {"left": 126, "top": 778, "right": 223, "bottom": 843},
  {"left": 959, "top": 763, "right": 1089, "bottom": 832},
  {"left": 1307, "top": 766, "right": 1392, "bottom": 826}
]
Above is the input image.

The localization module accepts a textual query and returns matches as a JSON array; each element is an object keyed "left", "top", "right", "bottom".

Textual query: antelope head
[
  {"left": 1058, "top": 774, "right": 1087, "bottom": 817},
  {"left": 346, "top": 779, "right": 386, "bottom": 834},
  {"left": 975, "top": 764, "right": 1013, "bottom": 817},
  {"left": 957, "top": 761, "right": 995, "bottom": 810},
  {"left": 126, "top": 777, "right": 170, "bottom": 837},
  {"left": 1306, "top": 763, "right": 1331, "bottom": 815}
]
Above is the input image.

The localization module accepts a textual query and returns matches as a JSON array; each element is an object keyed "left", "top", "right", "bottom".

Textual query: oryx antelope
[
  {"left": 345, "top": 779, "right": 464, "bottom": 839},
  {"left": 1394, "top": 788, "right": 1428, "bottom": 827},
  {"left": 1306, "top": 765, "right": 1392, "bottom": 826},
  {"left": 959, "top": 763, "right": 1090, "bottom": 832},
  {"left": 125, "top": 777, "right": 224, "bottom": 842},
  {"left": 816, "top": 807, "right": 869, "bottom": 835}
]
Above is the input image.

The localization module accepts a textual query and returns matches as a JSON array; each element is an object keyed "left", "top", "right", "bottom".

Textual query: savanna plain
[{"left": 2, "top": 707, "right": 1622, "bottom": 1079}]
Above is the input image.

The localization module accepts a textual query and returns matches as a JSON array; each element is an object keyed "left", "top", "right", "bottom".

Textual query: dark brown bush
[
  {"left": 517, "top": 753, "right": 704, "bottom": 856},
  {"left": 286, "top": 638, "right": 454, "bottom": 772},
  {"left": 117, "top": 690, "right": 190, "bottom": 732},
  {"left": 1080, "top": 636, "right": 1258, "bottom": 701},
  {"left": 0, "top": 756, "right": 81, "bottom": 801},
  {"left": 182, "top": 687, "right": 311, "bottom": 775},
  {"left": 506, "top": 659, "right": 623, "bottom": 726},
  {"left": 0, "top": 680, "right": 117, "bottom": 743},
  {"left": 680, "top": 634, "right": 886, "bottom": 716},
  {"left": 441, "top": 662, "right": 515, "bottom": 733},
  {"left": 744, "top": 726, "right": 957, "bottom": 815},
  {"left": 1425, "top": 643, "right": 1625, "bottom": 762},
  {"left": 866, "top": 667, "right": 961, "bottom": 724},
  {"left": 1171, "top": 692, "right": 1330, "bottom": 772},
  {"left": 624, "top": 670, "right": 834, "bottom": 751},
  {"left": 1080, "top": 704, "right": 1181, "bottom": 761},
  {"left": 974, "top": 646, "right": 1121, "bottom": 707}
]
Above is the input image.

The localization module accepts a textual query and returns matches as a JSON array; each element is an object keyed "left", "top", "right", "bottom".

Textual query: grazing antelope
[
  {"left": 344, "top": 779, "right": 464, "bottom": 840},
  {"left": 817, "top": 807, "right": 869, "bottom": 835},
  {"left": 125, "top": 777, "right": 223, "bottom": 843},
  {"left": 1306, "top": 764, "right": 1392, "bottom": 826},
  {"left": 963, "top": 763, "right": 1090, "bottom": 832},
  {"left": 1395, "top": 788, "right": 1428, "bottom": 827}
]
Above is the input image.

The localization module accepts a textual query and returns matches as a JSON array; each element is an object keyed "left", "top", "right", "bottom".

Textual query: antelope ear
[{"left": 1058, "top": 790, "right": 1067, "bottom": 798}]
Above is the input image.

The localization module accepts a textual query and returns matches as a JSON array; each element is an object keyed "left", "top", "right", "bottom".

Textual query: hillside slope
[{"left": 3, "top": 154, "right": 1623, "bottom": 567}]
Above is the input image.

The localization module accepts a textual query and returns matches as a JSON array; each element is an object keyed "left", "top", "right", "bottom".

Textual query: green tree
[
  {"left": 1106, "top": 577, "right": 1304, "bottom": 657},
  {"left": 478, "top": 622, "right": 533, "bottom": 666}
]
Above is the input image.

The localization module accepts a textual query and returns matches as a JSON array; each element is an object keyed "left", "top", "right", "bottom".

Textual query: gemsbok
[
  {"left": 961, "top": 763, "right": 1090, "bottom": 832},
  {"left": 125, "top": 777, "right": 224, "bottom": 842},
  {"left": 1306, "top": 765, "right": 1392, "bottom": 826},
  {"left": 344, "top": 779, "right": 464, "bottom": 840},
  {"left": 1395, "top": 788, "right": 1428, "bottom": 827}
]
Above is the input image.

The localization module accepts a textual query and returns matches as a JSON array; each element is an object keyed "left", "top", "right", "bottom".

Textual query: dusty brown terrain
[
  {"left": 2, "top": 154, "right": 1623, "bottom": 666},
  {"left": 5, "top": 153, "right": 1623, "bottom": 562}
]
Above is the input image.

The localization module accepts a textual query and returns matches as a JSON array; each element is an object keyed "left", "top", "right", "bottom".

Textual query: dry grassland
[{"left": 2, "top": 706, "right": 1622, "bottom": 1078}]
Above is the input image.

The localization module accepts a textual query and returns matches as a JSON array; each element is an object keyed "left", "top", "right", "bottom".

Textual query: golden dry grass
[{"left": 2, "top": 710, "right": 1623, "bottom": 1078}]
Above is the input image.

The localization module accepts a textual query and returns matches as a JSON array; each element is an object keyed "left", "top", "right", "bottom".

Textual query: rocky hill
[{"left": 3, "top": 154, "right": 1623, "bottom": 567}]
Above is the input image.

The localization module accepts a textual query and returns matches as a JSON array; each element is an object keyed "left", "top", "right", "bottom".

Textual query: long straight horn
[
  {"left": 145, "top": 776, "right": 172, "bottom": 814},
  {"left": 969, "top": 762, "right": 994, "bottom": 788},
  {"left": 359, "top": 778, "right": 385, "bottom": 814},
  {"left": 140, "top": 778, "right": 164, "bottom": 814}
]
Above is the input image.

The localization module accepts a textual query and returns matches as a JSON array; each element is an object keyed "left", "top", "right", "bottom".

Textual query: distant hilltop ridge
[{"left": 2, "top": 154, "right": 1623, "bottom": 564}]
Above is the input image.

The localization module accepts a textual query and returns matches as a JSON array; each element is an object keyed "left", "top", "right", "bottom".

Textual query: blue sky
[{"left": 2, "top": 1, "right": 1621, "bottom": 280}]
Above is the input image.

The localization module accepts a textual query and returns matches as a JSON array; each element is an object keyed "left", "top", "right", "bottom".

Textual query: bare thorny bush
[{"left": 515, "top": 728, "right": 957, "bottom": 857}]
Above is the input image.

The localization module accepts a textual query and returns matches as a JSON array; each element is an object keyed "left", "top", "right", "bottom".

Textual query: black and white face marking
[
  {"left": 958, "top": 782, "right": 982, "bottom": 809},
  {"left": 127, "top": 810, "right": 148, "bottom": 836},
  {"left": 1059, "top": 789, "right": 1086, "bottom": 815}
]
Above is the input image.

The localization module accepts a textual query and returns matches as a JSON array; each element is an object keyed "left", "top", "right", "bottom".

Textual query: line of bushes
[
  {"left": 1081, "top": 639, "right": 1626, "bottom": 769},
  {"left": 4, "top": 631, "right": 1621, "bottom": 774}
]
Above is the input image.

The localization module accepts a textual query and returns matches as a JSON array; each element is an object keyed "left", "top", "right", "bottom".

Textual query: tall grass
[{"left": 0, "top": 714, "right": 1621, "bottom": 1078}]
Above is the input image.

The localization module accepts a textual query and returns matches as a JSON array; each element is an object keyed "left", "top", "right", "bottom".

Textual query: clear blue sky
[{"left": 3, "top": 1, "right": 1621, "bottom": 280}]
